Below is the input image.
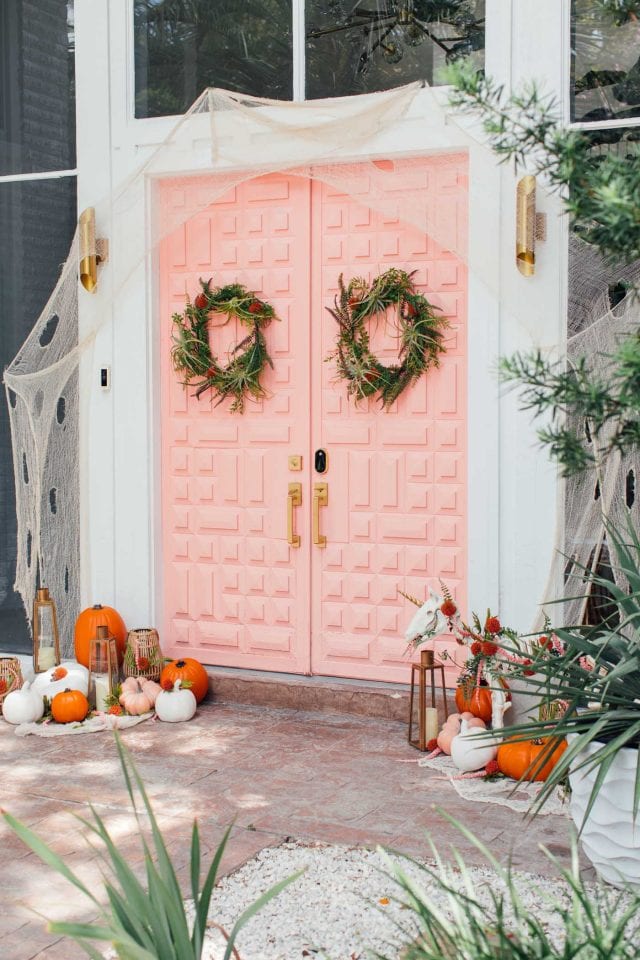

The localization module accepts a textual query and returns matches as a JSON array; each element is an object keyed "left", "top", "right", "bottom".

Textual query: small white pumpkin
[
  {"left": 3, "top": 681, "right": 45, "bottom": 725},
  {"left": 450, "top": 718, "right": 498, "bottom": 773},
  {"left": 32, "top": 660, "right": 89, "bottom": 698},
  {"left": 155, "top": 679, "right": 197, "bottom": 723}
]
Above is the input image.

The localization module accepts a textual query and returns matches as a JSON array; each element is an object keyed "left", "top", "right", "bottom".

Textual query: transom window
[{"left": 133, "top": 0, "right": 486, "bottom": 118}]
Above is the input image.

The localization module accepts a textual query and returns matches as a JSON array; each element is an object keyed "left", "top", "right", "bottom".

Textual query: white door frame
[{"left": 74, "top": 0, "right": 568, "bottom": 641}]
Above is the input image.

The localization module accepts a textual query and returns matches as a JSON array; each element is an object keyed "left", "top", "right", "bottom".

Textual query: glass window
[
  {"left": 572, "top": 0, "right": 640, "bottom": 123},
  {"left": 134, "top": 0, "right": 293, "bottom": 118},
  {"left": 306, "top": 0, "right": 485, "bottom": 100},
  {"left": 0, "top": 1, "right": 75, "bottom": 175},
  {"left": 0, "top": 177, "right": 77, "bottom": 653}
]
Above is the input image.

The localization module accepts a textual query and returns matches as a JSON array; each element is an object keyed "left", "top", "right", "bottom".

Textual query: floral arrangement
[{"left": 401, "top": 582, "right": 565, "bottom": 695}]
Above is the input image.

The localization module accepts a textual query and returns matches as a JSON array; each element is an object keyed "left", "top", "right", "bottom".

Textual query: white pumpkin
[
  {"left": 32, "top": 660, "right": 89, "bottom": 699},
  {"left": 3, "top": 681, "right": 45, "bottom": 725},
  {"left": 155, "top": 680, "right": 197, "bottom": 723},
  {"left": 450, "top": 718, "right": 498, "bottom": 773}
]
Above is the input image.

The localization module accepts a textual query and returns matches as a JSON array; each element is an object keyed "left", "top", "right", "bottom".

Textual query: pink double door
[{"left": 160, "top": 159, "right": 467, "bottom": 683}]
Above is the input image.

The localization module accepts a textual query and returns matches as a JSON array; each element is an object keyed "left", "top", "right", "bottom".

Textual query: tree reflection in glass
[
  {"left": 306, "top": 0, "right": 485, "bottom": 100},
  {"left": 134, "top": 0, "right": 293, "bottom": 118},
  {"left": 572, "top": 0, "right": 640, "bottom": 123}
]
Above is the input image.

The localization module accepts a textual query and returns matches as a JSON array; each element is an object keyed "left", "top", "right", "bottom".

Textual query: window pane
[
  {"left": 0, "top": 1, "right": 75, "bottom": 175},
  {"left": 0, "top": 176, "right": 77, "bottom": 653},
  {"left": 572, "top": 0, "right": 640, "bottom": 123},
  {"left": 134, "top": 0, "right": 293, "bottom": 118},
  {"left": 306, "top": 0, "right": 485, "bottom": 100}
]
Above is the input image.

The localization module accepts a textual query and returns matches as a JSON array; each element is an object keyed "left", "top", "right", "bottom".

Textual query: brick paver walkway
[{"left": 1, "top": 703, "right": 576, "bottom": 959}]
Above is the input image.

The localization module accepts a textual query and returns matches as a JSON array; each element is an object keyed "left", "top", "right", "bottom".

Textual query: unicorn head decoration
[{"left": 404, "top": 588, "right": 447, "bottom": 647}]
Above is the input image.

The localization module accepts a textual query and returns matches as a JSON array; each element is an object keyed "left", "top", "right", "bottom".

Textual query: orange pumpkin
[
  {"left": 455, "top": 679, "right": 511, "bottom": 723},
  {"left": 160, "top": 658, "right": 208, "bottom": 703},
  {"left": 51, "top": 688, "right": 90, "bottom": 724},
  {"left": 74, "top": 604, "right": 127, "bottom": 668},
  {"left": 455, "top": 684, "right": 493, "bottom": 723},
  {"left": 497, "top": 737, "right": 567, "bottom": 782}
]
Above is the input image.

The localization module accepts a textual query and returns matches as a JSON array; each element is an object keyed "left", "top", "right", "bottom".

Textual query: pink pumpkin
[{"left": 437, "top": 712, "right": 486, "bottom": 755}]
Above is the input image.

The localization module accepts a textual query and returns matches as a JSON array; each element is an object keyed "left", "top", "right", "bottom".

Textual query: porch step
[{"left": 206, "top": 666, "right": 450, "bottom": 723}]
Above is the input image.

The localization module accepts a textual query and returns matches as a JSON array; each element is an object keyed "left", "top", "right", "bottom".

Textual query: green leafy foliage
[
  {"left": 376, "top": 817, "right": 640, "bottom": 960},
  {"left": 498, "top": 519, "right": 640, "bottom": 824},
  {"left": 499, "top": 342, "right": 640, "bottom": 476},
  {"left": 2, "top": 734, "right": 299, "bottom": 959},
  {"left": 445, "top": 57, "right": 640, "bottom": 475},
  {"left": 447, "top": 60, "right": 640, "bottom": 264}
]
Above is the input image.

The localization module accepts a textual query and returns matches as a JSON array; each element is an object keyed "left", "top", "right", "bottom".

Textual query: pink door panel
[
  {"left": 160, "top": 175, "right": 312, "bottom": 672},
  {"left": 160, "top": 159, "right": 468, "bottom": 684},
  {"left": 310, "top": 158, "right": 468, "bottom": 684}
]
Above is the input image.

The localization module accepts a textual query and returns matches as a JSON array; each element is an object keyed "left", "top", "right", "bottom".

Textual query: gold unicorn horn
[{"left": 398, "top": 588, "right": 423, "bottom": 608}]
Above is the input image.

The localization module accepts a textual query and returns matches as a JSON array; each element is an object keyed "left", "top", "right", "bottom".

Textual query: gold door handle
[
  {"left": 313, "top": 482, "right": 328, "bottom": 548},
  {"left": 287, "top": 482, "right": 302, "bottom": 548}
]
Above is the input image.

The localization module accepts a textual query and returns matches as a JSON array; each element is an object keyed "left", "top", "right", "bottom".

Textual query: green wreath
[
  {"left": 171, "top": 278, "right": 277, "bottom": 413},
  {"left": 326, "top": 268, "right": 449, "bottom": 409}
]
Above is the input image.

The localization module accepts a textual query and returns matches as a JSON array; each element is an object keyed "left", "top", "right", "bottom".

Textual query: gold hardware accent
[
  {"left": 79, "top": 207, "right": 109, "bottom": 293},
  {"left": 287, "top": 482, "right": 302, "bottom": 548},
  {"left": 288, "top": 455, "right": 303, "bottom": 471},
  {"left": 516, "top": 175, "right": 547, "bottom": 277},
  {"left": 313, "top": 482, "right": 328, "bottom": 548}
]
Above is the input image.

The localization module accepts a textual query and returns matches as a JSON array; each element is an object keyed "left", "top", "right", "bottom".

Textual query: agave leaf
[{"left": 193, "top": 824, "right": 233, "bottom": 955}]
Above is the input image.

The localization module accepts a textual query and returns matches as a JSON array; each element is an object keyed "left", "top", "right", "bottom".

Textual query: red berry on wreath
[
  {"left": 485, "top": 616, "right": 501, "bottom": 634},
  {"left": 470, "top": 641, "right": 482, "bottom": 656},
  {"left": 405, "top": 302, "right": 418, "bottom": 318},
  {"left": 248, "top": 300, "right": 263, "bottom": 314},
  {"left": 440, "top": 599, "right": 457, "bottom": 617},
  {"left": 481, "top": 641, "right": 498, "bottom": 656},
  {"left": 194, "top": 293, "right": 208, "bottom": 310}
]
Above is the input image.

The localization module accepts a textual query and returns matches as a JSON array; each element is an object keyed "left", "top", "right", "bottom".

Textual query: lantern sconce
[
  {"left": 516, "top": 175, "right": 547, "bottom": 277},
  {"left": 79, "top": 207, "right": 109, "bottom": 293}
]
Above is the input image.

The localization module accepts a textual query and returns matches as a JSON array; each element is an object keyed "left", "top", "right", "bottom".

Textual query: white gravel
[{"left": 198, "top": 840, "right": 594, "bottom": 960}]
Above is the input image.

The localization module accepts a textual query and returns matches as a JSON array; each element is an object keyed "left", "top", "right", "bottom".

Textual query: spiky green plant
[
  {"left": 375, "top": 818, "right": 640, "bottom": 960},
  {"left": 494, "top": 518, "right": 640, "bottom": 826},
  {"left": 2, "top": 734, "right": 299, "bottom": 959}
]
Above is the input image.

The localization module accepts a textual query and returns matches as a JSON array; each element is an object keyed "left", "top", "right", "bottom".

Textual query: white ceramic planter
[{"left": 569, "top": 736, "right": 640, "bottom": 888}]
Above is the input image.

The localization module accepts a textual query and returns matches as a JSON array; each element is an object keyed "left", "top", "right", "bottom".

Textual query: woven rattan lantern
[
  {"left": 88, "top": 625, "right": 119, "bottom": 711},
  {"left": 32, "top": 587, "right": 61, "bottom": 673},
  {"left": 0, "top": 658, "right": 24, "bottom": 715},
  {"left": 123, "top": 628, "right": 162, "bottom": 681},
  {"left": 408, "top": 649, "right": 449, "bottom": 752}
]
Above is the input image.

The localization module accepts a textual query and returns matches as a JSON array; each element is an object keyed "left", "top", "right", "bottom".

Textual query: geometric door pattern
[{"left": 160, "top": 158, "right": 467, "bottom": 684}]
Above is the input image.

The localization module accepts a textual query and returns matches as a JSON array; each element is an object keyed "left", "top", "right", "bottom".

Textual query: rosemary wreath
[
  {"left": 171, "top": 278, "right": 277, "bottom": 413},
  {"left": 326, "top": 268, "right": 448, "bottom": 408}
]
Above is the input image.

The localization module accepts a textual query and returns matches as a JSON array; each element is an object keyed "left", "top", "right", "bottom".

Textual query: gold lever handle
[
  {"left": 287, "top": 482, "right": 302, "bottom": 548},
  {"left": 313, "top": 482, "right": 328, "bottom": 548}
]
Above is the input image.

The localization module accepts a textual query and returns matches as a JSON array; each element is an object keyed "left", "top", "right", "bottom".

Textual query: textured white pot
[{"left": 569, "top": 736, "right": 640, "bottom": 888}]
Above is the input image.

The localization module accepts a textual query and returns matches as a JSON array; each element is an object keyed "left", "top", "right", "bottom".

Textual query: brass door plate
[{"left": 288, "top": 455, "right": 303, "bottom": 471}]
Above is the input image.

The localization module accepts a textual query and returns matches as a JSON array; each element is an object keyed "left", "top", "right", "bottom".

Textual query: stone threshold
[{"left": 206, "top": 666, "right": 451, "bottom": 723}]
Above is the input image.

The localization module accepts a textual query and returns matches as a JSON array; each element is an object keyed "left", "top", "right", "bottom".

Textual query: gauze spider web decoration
[
  {"left": 3, "top": 79, "right": 637, "bottom": 657},
  {"left": 4, "top": 238, "right": 83, "bottom": 654}
]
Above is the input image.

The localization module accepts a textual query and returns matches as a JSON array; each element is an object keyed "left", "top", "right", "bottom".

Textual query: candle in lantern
[
  {"left": 94, "top": 675, "right": 110, "bottom": 712},
  {"left": 425, "top": 707, "right": 439, "bottom": 742},
  {"left": 37, "top": 647, "right": 57, "bottom": 672}
]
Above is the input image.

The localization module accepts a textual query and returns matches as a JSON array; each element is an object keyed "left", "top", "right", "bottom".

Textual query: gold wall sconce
[
  {"left": 516, "top": 175, "right": 547, "bottom": 277},
  {"left": 79, "top": 207, "right": 109, "bottom": 293}
]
